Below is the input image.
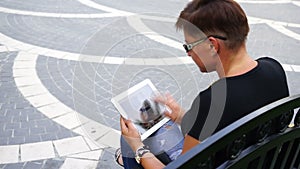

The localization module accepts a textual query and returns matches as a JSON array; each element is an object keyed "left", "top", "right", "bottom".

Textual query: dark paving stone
[
  {"left": 40, "top": 133, "right": 57, "bottom": 141},
  {"left": 5, "top": 123, "right": 20, "bottom": 130},
  {"left": 29, "top": 126, "right": 46, "bottom": 135},
  {"left": 56, "top": 130, "right": 76, "bottom": 140},
  {"left": 13, "top": 128, "right": 29, "bottom": 137},
  {"left": 0, "top": 158, "right": 65, "bottom": 169},
  {"left": 25, "top": 135, "right": 41, "bottom": 143},
  {"left": 42, "top": 158, "right": 64, "bottom": 169},
  {"left": 23, "top": 160, "right": 44, "bottom": 169},
  {"left": 97, "top": 147, "right": 122, "bottom": 169},
  {"left": 9, "top": 136, "right": 25, "bottom": 145},
  {"left": 0, "top": 137, "right": 8, "bottom": 145},
  {"left": 2, "top": 163, "right": 24, "bottom": 169},
  {"left": 0, "top": 129, "right": 13, "bottom": 137}
]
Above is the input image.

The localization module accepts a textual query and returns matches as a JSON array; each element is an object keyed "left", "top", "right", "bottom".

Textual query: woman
[{"left": 119, "top": 0, "right": 289, "bottom": 168}]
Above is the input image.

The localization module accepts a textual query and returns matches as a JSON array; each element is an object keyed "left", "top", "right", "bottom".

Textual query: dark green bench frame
[{"left": 165, "top": 95, "right": 300, "bottom": 169}]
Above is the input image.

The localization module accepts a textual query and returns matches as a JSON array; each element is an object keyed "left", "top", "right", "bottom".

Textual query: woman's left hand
[{"left": 120, "top": 117, "right": 144, "bottom": 151}]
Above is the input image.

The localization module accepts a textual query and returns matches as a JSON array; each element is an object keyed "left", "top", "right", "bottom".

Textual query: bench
[{"left": 165, "top": 95, "right": 300, "bottom": 169}]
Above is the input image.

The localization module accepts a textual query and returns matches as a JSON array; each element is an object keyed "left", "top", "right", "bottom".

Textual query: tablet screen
[{"left": 111, "top": 79, "right": 170, "bottom": 140}]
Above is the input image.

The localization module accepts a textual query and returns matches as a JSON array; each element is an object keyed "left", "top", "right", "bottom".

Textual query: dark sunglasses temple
[{"left": 208, "top": 35, "right": 227, "bottom": 40}]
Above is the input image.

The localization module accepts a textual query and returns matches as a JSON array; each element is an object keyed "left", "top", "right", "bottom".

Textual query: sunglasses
[{"left": 183, "top": 35, "right": 227, "bottom": 53}]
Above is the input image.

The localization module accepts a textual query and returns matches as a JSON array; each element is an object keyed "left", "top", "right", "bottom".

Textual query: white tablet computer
[{"left": 111, "top": 79, "right": 170, "bottom": 140}]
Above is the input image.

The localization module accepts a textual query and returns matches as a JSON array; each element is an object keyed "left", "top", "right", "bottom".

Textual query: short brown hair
[{"left": 176, "top": 0, "right": 249, "bottom": 50}]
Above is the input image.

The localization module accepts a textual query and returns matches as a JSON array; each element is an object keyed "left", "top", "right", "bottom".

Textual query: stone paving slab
[
  {"left": 53, "top": 137, "right": 90, "bottom": 157},
  {"left": 60, "top": 158, "right": 98, "bottom": 169},
  {"left": 68, "top": 149, "right": 102, "bottom": 161},
  {"left": 0, "top": 145, "right": 19, "bottom": 164},
  {"left": 20, "top": 141, "right": 55, "bottom": 162}
]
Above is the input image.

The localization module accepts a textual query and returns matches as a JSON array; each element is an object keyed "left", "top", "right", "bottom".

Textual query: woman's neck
[{"left": 216, "top": 45, "right": 257, "bottom": 78}]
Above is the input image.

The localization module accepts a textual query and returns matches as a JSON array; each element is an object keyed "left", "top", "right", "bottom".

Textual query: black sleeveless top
[{"left": 182, "top": 57, "right": 289, "bottom": 141}]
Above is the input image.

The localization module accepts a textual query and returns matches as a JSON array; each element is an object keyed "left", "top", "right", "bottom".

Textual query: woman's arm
[
  {"left": 120, "top": 117, "right": 165, "bottom": 168},
  {"left": 120, "top": 117, "right": 201, "bottom": 169},
  {"left": 182, "top": 135, "right": 200, "bottom": 154}
]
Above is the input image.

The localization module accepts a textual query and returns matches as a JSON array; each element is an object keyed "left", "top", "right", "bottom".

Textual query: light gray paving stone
[
  {"left": 0, "top": 145, "right": 19, "bottom": 164},
  {"left": 67, "top": 149, "right": 102, "bottom": 161},
  {"left": 52, "top": 112, "right": 82, "bottom": 130},
  {"left": 53, "top": 136, "right": 90, "bottom": 157},
  {"left": 96, "top": 131, "right": 120, "bottom": 149},
  {"left": 60, "top": 158, "right": 98, "bottom": 169},
  {"left": 20, "top": 141, "right": 55, "bottom": 162}
]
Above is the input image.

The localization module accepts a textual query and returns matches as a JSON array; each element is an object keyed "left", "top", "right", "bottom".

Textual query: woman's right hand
[{"left": 154, "top": 93, "right": 185, "bottom": 124}]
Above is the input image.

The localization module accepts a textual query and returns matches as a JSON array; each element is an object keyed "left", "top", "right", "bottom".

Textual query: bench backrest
[{"left": 165, "top": 95, "right": 300, "bottom": 169}]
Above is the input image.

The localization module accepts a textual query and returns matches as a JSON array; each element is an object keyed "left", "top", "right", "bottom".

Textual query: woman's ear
[
  {"left": 208, "top": 37, "right": 219, "bottom": 52},
  {"left": 208, "top": 37, "right": 220, "bottom": 57}
]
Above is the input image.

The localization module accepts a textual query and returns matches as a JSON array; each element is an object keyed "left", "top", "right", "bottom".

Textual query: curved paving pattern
[{"left": 0, "top": 0, "right": 299, "bottom": 168}]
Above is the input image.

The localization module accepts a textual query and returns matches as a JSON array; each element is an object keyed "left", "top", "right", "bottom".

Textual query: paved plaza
[{"left": 0, "top": 0, "right": 299, "bottom": 168}]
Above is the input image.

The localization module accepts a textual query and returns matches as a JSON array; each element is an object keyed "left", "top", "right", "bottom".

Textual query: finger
[
  {"left": 164, "top": 111, "right": 172, "bottom": 118},
  {"left": 153, "top": 94, "right": 167, "bottom": 104},
  {"left": 121, "top": 117, "right": 134, "bottom": 128},
  {"left": 166, "top": 95, "right": 176, "bottom": 106},
  {"left": 163, "top": 105, "right": 172, "bottom": 114},
  {"left": 120, "top": 117, "right": 128, "bottom": 134},
  {"left": 124, "top": 118, "right": 136, "bottom": 130},
  {"left": 165, "top": 92, "right": 172, "bottom": 98}
]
